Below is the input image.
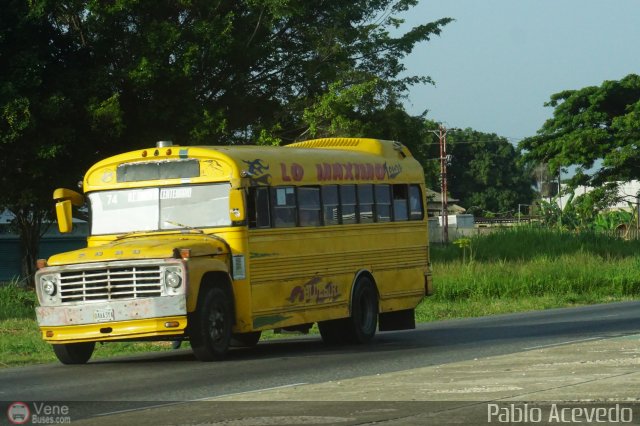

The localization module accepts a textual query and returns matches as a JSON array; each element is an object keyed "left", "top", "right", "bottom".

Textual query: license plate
[{"left": 93, "top": 308, "right": 114, "bottom": 322}]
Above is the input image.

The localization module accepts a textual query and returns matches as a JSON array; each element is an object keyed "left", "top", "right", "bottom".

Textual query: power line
[{"left": 423, "top": 139, "right": 524, "bottom": 145}]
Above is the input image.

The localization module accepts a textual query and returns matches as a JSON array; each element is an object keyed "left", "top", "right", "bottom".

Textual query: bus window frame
[
  {"left": 321, "top": 185, "right": 341, "bottom": 226},
  {"left": 298, "top": 186, "right": 322, "bottom": 227},
  {"left": 409, "top": 184, "right": 425, "bottom": 221},
  {"left": 248, "top": 186, "right": 272, "bottom": 229},
  {"left": 392, "top": 184, "right": 409, "bottom": 222},
  {"left": 339, "top": 184, "right": 358, "bottom": 225},
  {"left": 374, "top": 184, "right": 392, "bottom": 223},
  {"left": 270, "top": 186, "right": 297, "bottom": 228}
]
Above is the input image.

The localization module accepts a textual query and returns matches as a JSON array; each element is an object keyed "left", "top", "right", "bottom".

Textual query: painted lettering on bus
[
  {"left": 280, "top": 162, "right": 304, "bottom": 182},
  {"left": 316, "top": 162, "right": 402, "bottom": 181},
  {"left": 278, "top": 161, "right": 402, "bottom": 182},
  {"left": 287, "top": 276, "right": 340, "bottom": 304}
]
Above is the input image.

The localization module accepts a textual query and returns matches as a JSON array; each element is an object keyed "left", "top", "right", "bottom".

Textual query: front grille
[{"left": 59, "top": 265, "right": 163, "bottom": 303}]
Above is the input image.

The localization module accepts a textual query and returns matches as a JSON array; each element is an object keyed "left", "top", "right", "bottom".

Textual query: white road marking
[
  {"left": 205, "top": 382, "right": 308, "bottom": 400},
  {"left": 93, "top": 383, "right": 308, "bottom": 417},
  {"left": 523, "top": 336, "right": 603, "bottom": 350}
]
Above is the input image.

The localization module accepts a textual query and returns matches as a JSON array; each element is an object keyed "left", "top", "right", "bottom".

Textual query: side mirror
[
  {"left": 53, "top": 188, "right": 84, "bottom": 234},
  {"left": 55, "top": 200, "right": 73, "bottom": 233},
  {"left": 228, "top": 189, "right": 246, "bottom": 222}
]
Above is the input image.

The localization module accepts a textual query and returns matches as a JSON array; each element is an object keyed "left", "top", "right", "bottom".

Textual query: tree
[
  {"left": 0, "top": 0, "right": 106, "bottom": 283},
  {"left": 520, "top": 74, "right": 640, "bottom": 188},
  {"left": 72, "top": 0, "right": 452, "bottom": 150},
  {"left": 443, "top": 128, "right": 534, "bottom": 216},
  {"left": 0, "top": 0, "right": 452, "bottom": 282}
]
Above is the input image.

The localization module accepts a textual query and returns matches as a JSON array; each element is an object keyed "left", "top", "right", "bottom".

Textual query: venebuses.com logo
[
  {"left": 7, "top": 402, "right": 30, "bottom": 425},
  {"left": 6, "top": 401, "right": 71, "bottom": 424}
]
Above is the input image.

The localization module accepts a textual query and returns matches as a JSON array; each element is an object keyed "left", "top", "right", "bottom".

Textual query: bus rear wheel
[
  {"left": 190, "top": 287, "right": 233, "bottom": 361},
  {"left": 52, "top": 342, "right": 95, "bottom": 365},
  {"left": 319, "top": 276, "right": 378, "bottom": 345}
]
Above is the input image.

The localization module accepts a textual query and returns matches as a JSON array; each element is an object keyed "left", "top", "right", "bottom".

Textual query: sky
[{"left": 398, "top": 0, "right": 640, "bottom": 143}]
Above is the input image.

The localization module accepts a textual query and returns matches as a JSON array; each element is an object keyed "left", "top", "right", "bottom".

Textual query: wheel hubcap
[{"left": 208, "top": 304, "right": 225, "bottom": 343}]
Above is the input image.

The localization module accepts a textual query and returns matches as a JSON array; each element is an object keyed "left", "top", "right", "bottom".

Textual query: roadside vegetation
[
  {"left": 2, "top": 227, "right": 639, "bottom": 367},
  {"left": 416, "top": 227, "right": 640, "bottom": 321}
]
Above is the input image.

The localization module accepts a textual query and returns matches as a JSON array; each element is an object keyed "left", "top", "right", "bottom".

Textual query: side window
[
  {"left": 358, "top": 184, "right": 374, "bottom": 223},
  {"left": 409, "top": 185, "right": 424, "bottom": 220},
  {"left": 255, "top": 187, "right": 271, "bottom": 227},
  {"left": 248, "top": 187, "right": 271, "bottom": 228},
  {"left": 392, "top": 184, "right": 409, "bottom": 221},
  {"left": 271, "top": 186, "right": 296, "bottom": 228},
  {"left": 375, "top": 185, "right": 391, "bottom": 222},
  {"left": 298, "top": 187, "right": 321, "bottom": 227},
  {"left": 340, "top": 185, "right": 357, "bottom": 224},
  {"left": 322, "top": 185, "right": 340, "bottom": 225}
]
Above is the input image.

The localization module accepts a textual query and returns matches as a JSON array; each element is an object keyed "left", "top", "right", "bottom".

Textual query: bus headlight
[
  {"left": 164, "top": 269, "right": 182, "bottom": 289},
  {"left": 40, "top": 275, "right": 58, "bottom": 297}
]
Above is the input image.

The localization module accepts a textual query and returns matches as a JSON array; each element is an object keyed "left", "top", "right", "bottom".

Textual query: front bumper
[
  {"left": 39, "top": 316, "right": 188, "bottom": 344},
  {"left": 36, "top": 295, "right": 188, "bottom": 343}
]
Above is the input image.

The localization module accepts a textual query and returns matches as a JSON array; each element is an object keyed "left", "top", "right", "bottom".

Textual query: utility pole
[
  {"left": 438, "top": 125, "right": 449, "bottom": 244},
  {"left": 429, "top": 124, "right": 456, "bottom": 244}
]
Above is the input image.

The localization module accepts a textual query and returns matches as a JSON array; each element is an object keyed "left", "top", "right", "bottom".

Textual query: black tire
[
  {"left": 190, "top": 287, "right": 233, "bottom": 361},
  {"left": 319, "top": 276, "right": 378, "bottom": 345},
  {"left": 231, "top": 331, "right": 262, "bottom": 347},
  {"left": 52, "top": 342, "right": 95, "bottom": 365},
  {"left": 348, "top": 276, "right": 379, "bottom": 343}
]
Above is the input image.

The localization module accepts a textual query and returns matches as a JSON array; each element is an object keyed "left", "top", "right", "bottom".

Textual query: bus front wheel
[
  {"left": 52, "top": 342, "right": 95, "bottom": 365},
  {"left": 190, "top": 287, "right": 233, "bottom": 361}
]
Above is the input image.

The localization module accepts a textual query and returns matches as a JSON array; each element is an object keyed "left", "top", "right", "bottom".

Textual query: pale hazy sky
[{"left": 399, "top": 0, "right": 640, "bottom": 142}]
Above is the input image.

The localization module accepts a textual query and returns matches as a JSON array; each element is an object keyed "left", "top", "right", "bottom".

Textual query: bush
[{"left": 0, "top": 280, "right": 37, "bottom": 320}]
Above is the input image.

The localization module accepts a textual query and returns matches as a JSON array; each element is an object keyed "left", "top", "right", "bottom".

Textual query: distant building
[
  {"left": 425, "top": 188, "right": 466, "bottom": 216},
  {"left": 557, "top": 180, "right": 640, "bottom": 212}
]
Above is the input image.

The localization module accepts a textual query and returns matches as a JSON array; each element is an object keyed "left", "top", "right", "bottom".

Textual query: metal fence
[
  {"left": 603, "top": 227, "right": 640, "bottom": 240},
  {"left": 428, "top": 221, "right": 640, "bottom": 244}
]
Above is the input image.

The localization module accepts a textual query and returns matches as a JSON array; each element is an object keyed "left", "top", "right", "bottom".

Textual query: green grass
[
  {"left": 2, "top": 227, "right": 639, "bottom": 367},
  {"left": 415, "top": 227, "right": 640, "bottom": 320},
  {"left": 433, "top": 226, "right": 640, "bottom": 263},
  {"left": 0, "top": 280, "right": 37, "bottom": 321}
]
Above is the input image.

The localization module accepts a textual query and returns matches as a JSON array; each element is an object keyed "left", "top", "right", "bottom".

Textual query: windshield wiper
[
  {"left": 163, "top": 220, "right": 232, "bottom": 255},
  {"left": 114, "top": 221, "right": 198, "bottom": 240},
  {"left": 163, "top": 220, "right": 204, "bottom": 233},
  {"left": 115, "top": 230, "right": 158, "bottom": 240}
]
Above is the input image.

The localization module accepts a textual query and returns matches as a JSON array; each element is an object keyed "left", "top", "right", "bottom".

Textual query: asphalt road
[{"left": 2, "top": 301, "right": 639, "bottom": 423}]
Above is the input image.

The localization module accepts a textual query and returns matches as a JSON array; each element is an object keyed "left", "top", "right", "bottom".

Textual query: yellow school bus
[{"left": 35, "top": 138, "right": 432, "bottom": 364}]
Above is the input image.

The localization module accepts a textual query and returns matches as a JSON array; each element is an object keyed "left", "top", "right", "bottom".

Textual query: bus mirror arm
[
  {"left": 53, "top": 188, "right": 84, "bottom": 206},
  {"left": 53, "top": 188, "right": 84, "bottom": 234}
]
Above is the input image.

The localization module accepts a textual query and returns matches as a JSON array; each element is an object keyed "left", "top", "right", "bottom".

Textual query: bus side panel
[
  {"left": 247, "top": 227, "right": 351, "bottom": 330},
  {"left": 247, "top": 222, "right": 427, "bottom": 330},
  {"left": 373, "top": 221, "right": 427, "bottom": 313}
]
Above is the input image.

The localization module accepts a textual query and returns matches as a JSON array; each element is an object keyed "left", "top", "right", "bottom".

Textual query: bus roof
[{"left": 83, "top": 138, "right": 424, "bottom": 191}]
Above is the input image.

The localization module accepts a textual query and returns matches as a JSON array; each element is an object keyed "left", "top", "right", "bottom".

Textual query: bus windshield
[{"left": 88, "top": 183, "right": 231, "bottom": 235}]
